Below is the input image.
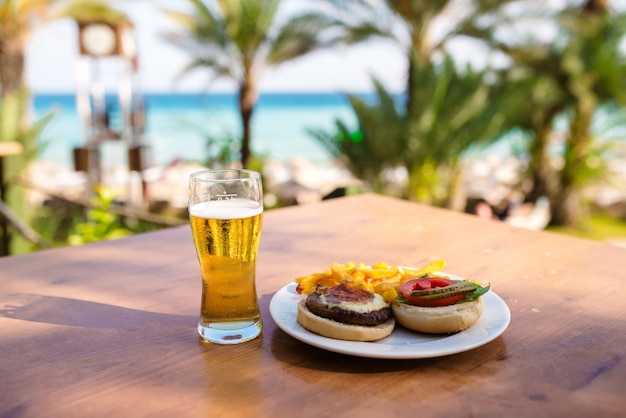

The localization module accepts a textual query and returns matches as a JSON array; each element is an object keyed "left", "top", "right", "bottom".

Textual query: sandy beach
[{"left": 23, "top": 149, "right": 626, "bottom": 250}]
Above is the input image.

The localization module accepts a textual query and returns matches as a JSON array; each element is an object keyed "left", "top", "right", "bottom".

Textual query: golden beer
[
  {"left": 190, "top": 199, "right": 262, "bottom": 327},
  {"left": 188, "top": 169, "right": 264, "bottom": 345}
]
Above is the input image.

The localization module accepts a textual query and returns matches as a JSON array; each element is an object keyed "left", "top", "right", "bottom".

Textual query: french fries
[{"left": 294, "top": 259, "right": 446, "bottom": 302}]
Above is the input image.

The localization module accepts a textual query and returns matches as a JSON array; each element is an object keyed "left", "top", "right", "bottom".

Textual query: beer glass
[{"left": 188, "top": 169, "right": 263, "bottom": 344}]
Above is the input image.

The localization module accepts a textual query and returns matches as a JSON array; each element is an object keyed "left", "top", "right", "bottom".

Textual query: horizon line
[{"left": 31, "top": 88, "right": 405, "bottom": 96}]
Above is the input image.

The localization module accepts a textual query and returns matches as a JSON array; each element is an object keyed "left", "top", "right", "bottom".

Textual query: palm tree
[
  {"left": 463, "top": 0, "right": 626, "bottom": 225},
  {"left": 0, "top": 0, "right": 53, "bottom": 141},
  {"left": 307, "top": 0, "right": 521, "bottom": 205},
  {"left": 0, "top": 0, "right": 60, "bottom": 254},
  {"left": 311, "top": 56, "right": 529, "bottom": 206},
  {"left": 0, "top": 0, "right": 130, "bottom": 253},
  {"left": 554, "top": 4, "right": 626, "bottom": 225},
  {"left": 322, "top": 0, "right": 508, "bottom": 129},
  {"left": 333, "top": 0, "right": 626, "bottom": 224},
  {"left": 403, "top": 56, "right": 530, "bottom": 206},
  {"left": 0, "top": 0, "right": 106, "bottom": 99},
  {"left": 162, "top": 0, "right": 346, "bottom": 167},
  {"left": 0, "top": 0, "right": 53, "bottom": 108}
]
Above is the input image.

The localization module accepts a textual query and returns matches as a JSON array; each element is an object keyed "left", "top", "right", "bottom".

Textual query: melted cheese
[{"left": 320, "top": 292, "right": 389, "bottom": 313}]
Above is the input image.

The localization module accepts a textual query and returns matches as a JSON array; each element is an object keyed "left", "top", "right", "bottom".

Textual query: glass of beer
[{"left": 188, "top": 169, "right": 263, "bottom": 344}]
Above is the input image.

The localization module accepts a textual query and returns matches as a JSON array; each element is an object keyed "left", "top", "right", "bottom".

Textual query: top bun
[{"left": 391, "top": 298, "right": 484, "bottom": 334}]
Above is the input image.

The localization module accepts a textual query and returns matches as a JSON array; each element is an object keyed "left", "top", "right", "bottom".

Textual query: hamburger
[
  {"left": 391, "top": 277, "right": 490, "bottom": 334},
  {"left": 296, "top": 283, "right": 395, "bottom": 341}
]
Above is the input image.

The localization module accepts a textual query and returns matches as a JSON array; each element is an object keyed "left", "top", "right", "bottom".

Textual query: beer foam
[{"left": 190, "top": 198, "right": 263, "bottom": 220}]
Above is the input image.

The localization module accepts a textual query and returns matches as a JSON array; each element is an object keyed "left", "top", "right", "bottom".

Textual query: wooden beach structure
[{"left": 72, "top": 16, "right": 149, "bottom": 204}]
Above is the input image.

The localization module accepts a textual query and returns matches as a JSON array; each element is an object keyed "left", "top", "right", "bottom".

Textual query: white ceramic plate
[{"left": 269, "top": 274, "right": 511, "bottom": 359}]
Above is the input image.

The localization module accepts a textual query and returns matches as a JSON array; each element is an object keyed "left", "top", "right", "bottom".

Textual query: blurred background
[{"left": 1, "top": 0, "right": 626, "bottom": 255}]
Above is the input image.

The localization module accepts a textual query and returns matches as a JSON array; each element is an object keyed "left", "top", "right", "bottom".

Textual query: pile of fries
[{"left": 295, "top": 260, "right": 446, "bottom": 302}]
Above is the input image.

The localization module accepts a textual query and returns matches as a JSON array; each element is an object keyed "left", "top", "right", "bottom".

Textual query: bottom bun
[
  {"left": 392, "top": 298, "right": 484, "bottom": 334},
  {"left": 297, "top": 299, "right": 395, "bottom": 341}
]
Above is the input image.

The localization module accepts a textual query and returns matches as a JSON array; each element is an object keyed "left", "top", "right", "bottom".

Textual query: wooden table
[{"left": 1, "top": 193, "right": 625, "bottom": 417}]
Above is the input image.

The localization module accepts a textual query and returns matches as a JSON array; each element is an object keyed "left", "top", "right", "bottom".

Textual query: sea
[
  {"left": 32, "top": 92, "right": 626, "bottom": 172},
  {"left": 32, "top": 92, "right": 362, "bottom": 169}
]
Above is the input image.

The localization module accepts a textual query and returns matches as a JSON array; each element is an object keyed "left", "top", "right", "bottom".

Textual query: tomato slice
[{"left": 400, "top": 278, "right": 467, "bottom": 307}]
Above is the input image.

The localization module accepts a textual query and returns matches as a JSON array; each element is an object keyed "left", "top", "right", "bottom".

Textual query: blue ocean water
[
  {"left": 33, "top": 92, "right": 360, "bottom": 168},
  {"left": 33, "top": 92, "right": 626, "bottom": 172}
]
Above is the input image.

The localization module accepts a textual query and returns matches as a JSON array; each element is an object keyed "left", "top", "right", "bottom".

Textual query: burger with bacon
[{"left": 296, "top": 283, "right": 396, "bottom": 341}]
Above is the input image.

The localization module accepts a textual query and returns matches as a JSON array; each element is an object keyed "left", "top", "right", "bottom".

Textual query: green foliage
[
  {"left": 0, "top": 90, "right": 54, "bottom": 254},
  {"left": 309, "top": 79, "right": 404, "bottom": 193},
  {"left": 204, "top": 133, "right": 239, "bottom": 168},
  {"left": 547, "top": 214, "right": 626, "bottom": 242},
  {"left": 29, "top": 190, "right": 167, "bottom": 250},
  {"left": 0, "top": 91, "right": 54, "bottom": 155},
  {"left": 178, "top": 110, "right": 240, "bottom": 167},
  {"left": 404, "top": 57, "right": 528, "bottom": 204},
  {"left": 61, "top": 1, "right": 132, "bottom": 25},
  {"left": 310, "top": 55, "right": 527, "bottom": 206},
  {"left": 468, "top": 3, "right": 626, "bottom": 226},
  {"left": 31, "top": 199, "right": 84, "bottom": 246},
  {"left": 67, "top": 187, "right": 133, "bottom": 246}
]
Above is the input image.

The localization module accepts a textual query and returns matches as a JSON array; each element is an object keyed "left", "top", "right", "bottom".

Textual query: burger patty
[{"left": 305, "top": 284, "right": 392, "bottom": 326}]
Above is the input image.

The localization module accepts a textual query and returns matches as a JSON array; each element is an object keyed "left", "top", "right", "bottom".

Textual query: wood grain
[{"left": 1, "top": 193, "right": 625, "bottom": 417}]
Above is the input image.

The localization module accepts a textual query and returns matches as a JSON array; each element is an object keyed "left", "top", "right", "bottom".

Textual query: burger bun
[
  {"left": 297, "top": 299, "right": 395, "bottom": 342},
  {"left": 392, "top": 298, "right": 484, "bottom": 334}
]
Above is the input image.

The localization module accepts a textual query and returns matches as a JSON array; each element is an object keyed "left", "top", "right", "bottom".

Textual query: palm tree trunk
[
  {"left": 526, "top": 106, "right": 560, "bottom": 203},
  {"left": 238, "top": 76, "right": 257, "bottom": 168},
  {"left": 405, "top": 32, "right": 430, "bottom": 122},
  {"left": 551, "top": 100, "right": 594, "bottom": 226},
  {"left": 0, "top": 33, "right": 30, "bottom": 137},
  {"left": 405, "top": 54, "right": 416, "bottom": 123},
  {"left": 549, "top": 0, "right": 607, "bottom": 226},
  {"left": 0, "top": 34, "right": 32, "bottom": 254},
  {"left": 0, "top": 36, "right": 26, "bottom": 99}
]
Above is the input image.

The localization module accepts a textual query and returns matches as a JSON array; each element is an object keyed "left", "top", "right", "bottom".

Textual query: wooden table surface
[{"left": 1, "top": 193, "right": 625, "bottom": 417}]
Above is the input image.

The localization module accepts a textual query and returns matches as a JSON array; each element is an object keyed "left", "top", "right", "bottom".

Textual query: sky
[
  {"left": 22, "top": 0, "right": 626, "bottom": 95},
  {"left": 25, "top": 1, "right": 408, "bottom": 94}
]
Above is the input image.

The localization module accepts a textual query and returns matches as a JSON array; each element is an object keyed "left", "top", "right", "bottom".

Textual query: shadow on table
[
  {"left": 0, "top": 293, "right": 194, "bottom": 329},
  {"left": 269, "top": 327, "right": 508, "bottom": 373}
]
